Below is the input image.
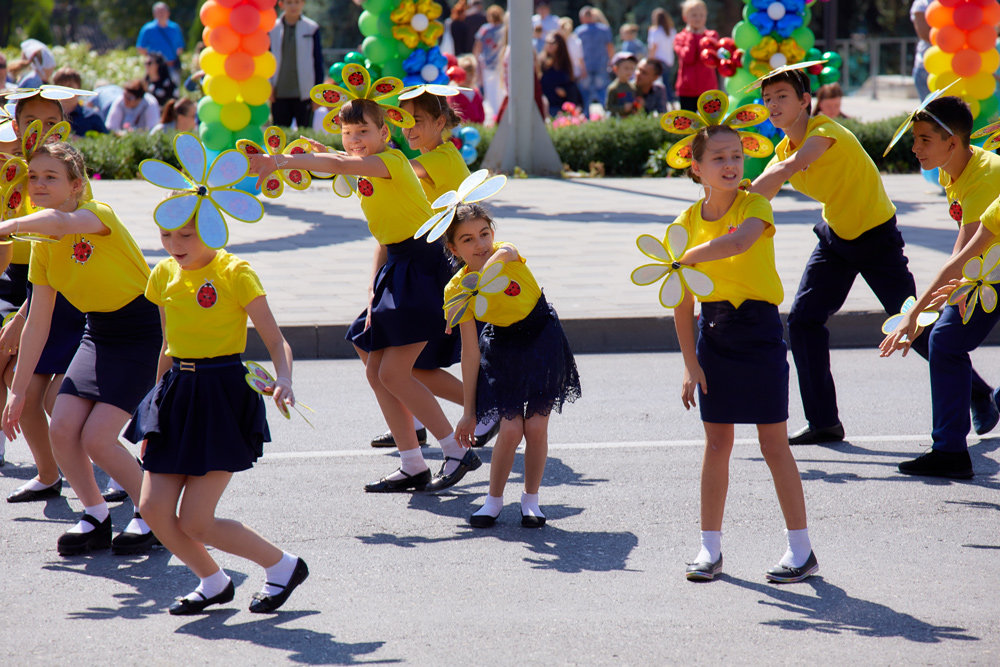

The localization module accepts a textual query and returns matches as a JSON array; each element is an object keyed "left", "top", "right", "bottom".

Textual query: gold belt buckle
[{"left": 178, "top": 361, "right": 196, "bottom": 372}]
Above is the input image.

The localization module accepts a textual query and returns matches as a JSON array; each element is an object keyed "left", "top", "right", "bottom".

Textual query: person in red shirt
[{"left": 673, "top": 0, "right": 720, "bottom": 111}]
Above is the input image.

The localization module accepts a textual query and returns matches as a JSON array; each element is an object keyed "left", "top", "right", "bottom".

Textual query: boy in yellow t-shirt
[{"left": 751, "top": 69, "right": 996, "bottom": 445}]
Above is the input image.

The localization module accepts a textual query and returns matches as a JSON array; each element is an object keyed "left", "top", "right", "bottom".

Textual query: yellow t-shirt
[
  {"left": 10, "top": 239, "right": 31, "bottom": 265},
  {"left": 146, "top": 251, "right": 265, "bottom": 359},
  {"left": 773, "top": 115, "right": 896, "bottom": 240},
  {"left": 675, "top": 191, "right": 783, "bottom": 308},
  {"left": 977, "top": 197, "right": 1000, "bottom": 236},
  {"left": 939, "top": 146, "right": 1000, "bottom": 227},
  {"left": 28, "top": 200, "right": 150, "bottom": 313},
  {"left": 443, "top": 242, "right": 542, "bottom": 327},
  {"left": 358, "top": 148, "right": 434, "bottom": 245},
  {"left": 414, "top": 141, "right": 471, "bottom": 204}
]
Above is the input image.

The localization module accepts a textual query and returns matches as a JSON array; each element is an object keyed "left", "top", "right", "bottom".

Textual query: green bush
[
  {"left": 551, "top": 114, "right": 669, "bottom": 176},
  {"left": 72, "top": 132, "right": 180, "bottom": 180}
]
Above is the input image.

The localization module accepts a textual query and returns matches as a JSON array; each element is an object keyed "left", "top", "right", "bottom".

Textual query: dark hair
[
  {"left": 144, "top": 52, "right": 170, "bottom": 83},
  {"left": 639, "top": 57, "right": 663, "bottom": 76},
  {"left": 915, "top": 95, "right": 972, "bottom": 147},
  {"left": 444, "top": 203, "right": 496, "bottom": 265},
  {"left": 52, "top": 66, "right": 82, "bottom": 88},
  {"left": 541, "top": 32, "right": 574, "bottom": 78},
  {"left": 29, "top": 142, "right": 88, "bottom": 202},
  {"left": 688, "top": 125, "right": 740, "bottom": 184},
  {"left": 160, "top": 97, "right": 196, "bottom": 124},
  {"left": 651, "top": 7, "right": 675, "bottom": 32},
  {"left": 761, "top": 69, "right": 810, "bottom": 99},
  {"left": 401, "top": 92, "right": 462, "bottom": 130},
  {"left": 14, "top": 95, "right": 65, "bottom": 125},
  {"left": 124, "top": 79, "right": 146, "bottom": 96},
  {"left": 811, "top": 82, "right": 844, "bottom": 116},
  {"left": 339, "top": 98, "right": 385, "bottom": 128}
]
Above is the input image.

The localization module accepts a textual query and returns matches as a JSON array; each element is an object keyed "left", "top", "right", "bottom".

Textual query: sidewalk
[{"left": 94, "top": 172, "right": 985, "bottom": 358}]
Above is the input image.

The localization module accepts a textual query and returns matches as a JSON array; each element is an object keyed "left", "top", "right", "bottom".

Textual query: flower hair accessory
[
  {"left": 660, "top": 90, "right": 773, "bottom": 169},
  {"left": 631, "top": 224, "right": 714, "bottom": 308},
  {"left": 139, "top": 132, "right": 264, "bottom": 249},
  {"left": 884, "top": 80, "right": 959, "bottom": 156},
  {"left": 415, "top": 169, "right": 507, "bottom": 242},
  {"left": 309, "top": 63, "right": 413, "bottom": 135},
  {"left": 443, "top": 261, "right": 509, "bottom": 327},
  {"left": 947, "top": 242, "right": 1000, "bottom": 324},
  {"left": 398, "top": 83, "right": 463, "bottom": 101},
  {"left": 0, "top": 84, "right": 96, "bottom": 102},
  {"left": 1, "top": 119, "right": 73, "bottom": 240},
  {"left": 236, "top": 126, "right": 314, "bottom": 199}
]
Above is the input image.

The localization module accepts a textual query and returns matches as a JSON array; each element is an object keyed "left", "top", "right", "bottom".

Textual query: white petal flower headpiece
[{"left": 415, "top": 169, "right": 506, "bottom": 242}]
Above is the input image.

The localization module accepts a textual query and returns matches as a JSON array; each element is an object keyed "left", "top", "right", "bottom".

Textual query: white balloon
[
  {"left": 421, "top": 64, "right": 441, "bottom": 82},
  {"left": 767, "top": 2, "right": 786, "bottom": 20},
  {"left": 411, "top": 13, "right": 430, "bottom": 32},
  {"left": 769, "top": 52, "right": 788, "bottom": 68}
]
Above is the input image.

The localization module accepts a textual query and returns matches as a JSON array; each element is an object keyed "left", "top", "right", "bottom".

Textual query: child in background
[
  {"left": 648, "top": 8, "right": 677, "bottom": 109},
  {"left": 451, "top": 55, "right": 486, "bottom": 124},
  {"left": 618, "top": 24, "right": 646, "bottom": 57},
  {"left": 605, "top": 52, "right": 638, "bottom": 117},
  {"left": 811, "top": 83, "right": 848, "bottom": 118},
  {"left": 673, "top": 0, "right": 720, "bottom": 112}
]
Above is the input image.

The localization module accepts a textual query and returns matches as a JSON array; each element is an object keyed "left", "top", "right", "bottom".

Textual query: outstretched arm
[
  {"left": 248, "top": 152, "right": 391, "bottom": 188},
  {"left": 751, "top": 135, "right": 834, "bottom": 200},
  {"left": 0, "top": 207, "right": 107, "bottom": 239},
  {"left": 679, "top": 219, "right": 766, "bottom": 264}
]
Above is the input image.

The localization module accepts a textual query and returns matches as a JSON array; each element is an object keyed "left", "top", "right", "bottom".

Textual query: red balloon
[
  {"left": 719, "top": 37, "right": 736, "bottom": 52},
  {"left": 225, "top": 51, "right": 255, "bottom": 80},
  {"left": 808, "top": 63, "right": 824, "bottom": 74},
  {"left": 240, "top": 30, "right": 270, "bottom": 56},
  {"left": 953, "top": 3, "right": 984, "bottom": 30},
  {"left": 701, "top": 35, "right": 719, "bottom": 52},
  {"left": 259, "top": 8, "right": 277, "bottom": 30},
  {"left": 718, "top": 62, "right": 736, "bottom": 78},
  {"left": 937, "top": 0, "right": 962, "bottom": 6},
  {"left": 700, "top": 48, "right": 720, "bottom": 68},
  {"left": 230, "top": 4, "right": 261, "bottom": 35},
  {"left": 952, "top": 49, "right": 982, "bottom": 78},
  {"left": 248, "top": 0, "right": 275, "bottom": 9},
  {"left": 199, "top": 0, "right": 231, "bottom": 28},
  {"left": 966, "top": 23, "right": 996, "bottom": 52},
  {"left": 925, "top": 2, "right": 954, "bottom": 29},
  {"left": 445, "top": 53, "right": 458, "bottom": 68},
  {"left": 732, "top": 49, "right": 743, "bottom": 68},
  {"left": 447, "top": 65, "right": 466, "bottom": 84},
  {"left": 933, "top": 25, "right": 966, "bottom": 53},
  {"left": 216, "top": 0, "right": 242, "bottom": 7},
  {"left": 983, "top": 2, "right": 1000, "bottom": 26}
]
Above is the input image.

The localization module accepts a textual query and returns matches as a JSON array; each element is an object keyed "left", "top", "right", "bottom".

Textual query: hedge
[{"left": 68, "top": 112, "right": 921, "bottom": 180}]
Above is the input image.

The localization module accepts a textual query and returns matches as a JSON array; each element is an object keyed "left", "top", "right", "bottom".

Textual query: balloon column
[
  {"left": 923, "top": 0, "right": 1000, "bottom": 123},
  {"left": 198, "top": 0, "right": 277, "bottom": 152}
]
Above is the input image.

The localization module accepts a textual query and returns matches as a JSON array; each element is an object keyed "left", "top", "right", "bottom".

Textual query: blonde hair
[
  {"left": 681, "top": 0, "right": 707, "bottom": 18},
  {"left": 30, "top": 142, "right": 87, "bottom": 206}
]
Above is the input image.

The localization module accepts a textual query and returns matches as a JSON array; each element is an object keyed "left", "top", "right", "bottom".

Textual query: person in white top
[
  {"left": 910, "top": 0, "right": 931, "bottom": 100},
  {"left": 105, "top": 79, "right": 161, "bottom": 132},
  {"left": 559, "top": 17, "right": 586, "bottom": 82},
  {"left": 647, "top": 7, "right": 677, "bottom": 108}
]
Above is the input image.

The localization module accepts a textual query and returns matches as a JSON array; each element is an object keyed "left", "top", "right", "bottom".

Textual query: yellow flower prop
[
  {"left": 442, "top": 262, "right": 510, "bottom": 328},
  {"left": 659, "top": 90, "right": 772, "bottom": 169},
  {"left": 244, "top": 362, "right": 315, "bottom": 426},
  {"left": 881, "top": 296, "right": 940, "bottom": 342},
  {"left": 972, "top": 120, "right": 1000, "bottom": 151},
  {"left": 1, "top": 119, "right": 72, "bottom": 243},
  {"left": 391, "top": 0, "right": 445, "bottom": 49},
  {"left": 236, "top": 126, "right": 314, "bottom": 199},
  {"left": 631, "top": 224, "right": 714, "bottom": 308},
  {"left": 308, "top": 63, "right": 413, "bottom": 135},
  {"left": 947, "top": 242, "right": 1000, "bottom": 324}
]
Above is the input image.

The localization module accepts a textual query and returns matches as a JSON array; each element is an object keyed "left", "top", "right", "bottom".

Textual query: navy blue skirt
[
  {"left": 696, "top": 300, "right": 789, "bottom": 424},
  {"left": 477, "top": 294, "right": 581, "bottom": 422},
  {"left": 125, "top": 354, "right": 270, "bottom": 475},
  {"left": 26, "top": 283, "right": 86, "bottom": 375},
  {"left": 345, "top": 236, "right": 459, "bottom": 370},
  {"left": 59, "top": 296, "right": 162, "bottom": 414},
  {"left": 0, "top": 263, "right": 28, "bottom": 317}
]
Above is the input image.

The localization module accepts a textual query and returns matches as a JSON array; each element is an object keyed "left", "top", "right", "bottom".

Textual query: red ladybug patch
[
  {"left": 243, "top": 144, "right": 261, "bottom": 154},
  {"left": 4, "top": 165, "right": 15, "bottom": 181},
  {"left": 72, "top": 238, "right": 93, "bottom": 264},
  {"left": 375, "top": 82, "right": 395, "bottom": 94},
  {"left": 24, "top": 134, "right": 36, "bottom": 153},
  {"left": 197, "top": 280, "right": 217, "bottom": 308},
  {"left": 288, "top": 170, "right": 303, "bottom": 184},
  {"left": 266, "top": 177, "right": 280, "bottom": 191},
  {"left": 267, "top": 134, "right": 281, "bottom": 149},
  {"left": 386, "top": 109, "right": 403, "bottom": 122},
  {"left": 735, "top": 110, "right": 758, "bottom": 122},
  {"left": 949, "top": 200, "right": 963, "bottom": 223},
  {"left": 358, "top": 178, "right": 374, "bottom": 197},
  {"left": 703, "top": 99, "right": 722, "bottom": 114},
  {"left": 6, "top": 191, "right": 21, "bottom": 211},
  {"left": 741, "top": 136, "right": 760, "bottom": 152},
  {"left": 504, "top": 281, "right": 521, "bottom": 297},
  {"left": 290, "top": 146, "right": 305, "bottom": 155},
  {"left": 673, "top": 117, "right": 692, "bottom": 131},
  {"left": 322, "top": 90, "right": 341, "bottom": 104},
  {"left": 347, "top": 72, "right": 365, "bottom": 86}
]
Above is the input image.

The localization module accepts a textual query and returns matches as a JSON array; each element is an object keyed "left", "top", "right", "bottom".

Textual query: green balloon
[
  {"left": 380, "top": 58, "right": 405, "bottom": 79},
  {"left": 200, "top": 122, "right": 233, "bottom": 152},
  {"left": 806, "top": 48, "right": 822, "bottom": 61},
  {"left": 819, "top": 67, "right": 839, "bottom": 85},
  {"left": 803, "top": 8, "right": 811, "bottom": 25},
  {"left": 396, "top": 38, "right": 413, "bottom": 59},
  {"left": 364, "top": 60, "right": 382, "bottom": 79},
  {"left": 808, "top": 73, "right": 819, "bottom": 91},
  {"left": 363, "top": 0, "right": 395, "bottom": 13},
  {"left": 733, "top": 21, "right": 762, "bottom": 51},
  {"left": 725, "top": 68, "right": 755, "bottom": 97},
  {"left": 821, "top": 51, "right": 843, "bottom": 70},
  {"left": 198, "top": 97, "right": 222, "bottom": 125},
  {"left": 976, "top": 94, "right": 998, "bottom": 124},
  {"left": 344, "top": 51, "right": 366, "bottom": 65},
  {"left": 377, "top": 13, "right": 395, "bottom": 37},
  {"left": 791, "top": 26, "right": 815, "bottom": 53},
  {"left": 362, "top": 35, "right": 395, "bottom": 66},
  {"left": 329, "top": 62, "right": 345, "bottom": 84},
  {"left": 358, "top": 11, "right": 380, "bottom": 37},
  {"left": 234, "top": 124, "right": 264, "bottom": 145},
  {"left": 249, "top": 104, "right": 270, "bottom": 127}
]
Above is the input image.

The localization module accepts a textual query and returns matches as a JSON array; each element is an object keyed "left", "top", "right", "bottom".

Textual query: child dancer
[
  {"left": 670, "top": 124, "right": 816, "bottom": 582},
  {"left": 250, "top": 72, "right": 480, "bottom": 493},
  {"left": 443, "top": 203, "right": 581, "bottom": 527},
  {"left": 124, "top": 210, "right": 307, "bottom": 615},
  {"left": 751, "top": 67, "right": 995, "bottom": 445},
  {"left": 0, "top": 141, "right": 159, "bottom": 555}
]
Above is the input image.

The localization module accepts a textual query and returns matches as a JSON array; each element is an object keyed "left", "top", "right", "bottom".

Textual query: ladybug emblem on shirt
[
  {"left": 949, "top": 200, "right": 963, "bottom": 223},
  {"left": 72, "top": 238, "right": 93, "bottom": 264},
  {"left": 358, "top": 178, "right": 374, "bottom": 197},
  {"left": 504, "top": 281, "right": 521, "bottom": 297},
  {"left": 197, "top": 280, "right": 218, "bottom": 308}
]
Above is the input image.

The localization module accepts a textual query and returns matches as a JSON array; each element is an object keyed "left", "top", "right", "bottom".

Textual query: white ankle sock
[
  {"left": 385, "top": 448, "right": 428, "bottom": 481},
  {"left": 438, "top": 433, "right": 465, "bottom": 474},
  {"left": 123, "top": 511, "right": 150, "bottom": 535},
  {"left": 185, "top": 569, "right": 231, "bottom": 601},
  {"left": 520, "top": 492, "right": 544, "bottom": 519},
  {"left": 474, "top": 418, "right": 497, "bottom": 437},
  {"left": 473, "top": 494, "right": 504, "bottom": 518},
  {"left": 262, "top": 552, "right": 299, "bottom": 596},
  {"left": 106, "top": 477, "right": 125, "bottom": 492},
  {"left": 0, "top": 432, "right": 6, "bottom": 458},
  {"left": 19, "top": 477, "right": 60, "bottom": 492},
  {"left": 779, "top": 528, "right": 812, "bottom": 568},
  {"left": 695, "top": 530, "right": 722, "bottom": 563},
  {"left": 413, "top": 417, "right": 424, "bottom": 430},
  {"left": 68, "top": 503, "right": 109, "bottom": 534}
]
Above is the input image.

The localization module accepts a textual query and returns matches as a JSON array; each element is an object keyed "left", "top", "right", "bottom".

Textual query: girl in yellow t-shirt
[
  {"left": 672, "top": 125, "right": 816, "bottom": 584},
  {"left": 121, "top": 213, "right": 307, "bottom": 616},
  {"left": 442, "top": 204, "right": 580, "bottom": 528},
  {"left": 0, "top": 142, "right": 160, "bottom": 557},
  {"left": 248, "top": 98, "right": 480, "bottom": 494}
]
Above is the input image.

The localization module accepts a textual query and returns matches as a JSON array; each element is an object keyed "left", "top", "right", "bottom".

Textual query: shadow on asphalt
[
  {"left": 175, "top": 610, "right": 391, "bottom": 665},
  {"left": 722, "top": 575, "right": 979, "bottom": 643}
]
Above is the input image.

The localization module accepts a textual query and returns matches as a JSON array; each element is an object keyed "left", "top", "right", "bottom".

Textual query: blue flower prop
[
  {"left": 403, "top": 47, "right": 449, "bottom": 87},
  {"left": 749, "top": 0, "right": 805, "bottom": 39}
]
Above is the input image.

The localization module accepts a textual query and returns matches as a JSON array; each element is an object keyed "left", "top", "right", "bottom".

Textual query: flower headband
[
  {"left": 659, "top": 90, "right": 773, "bottom": 169},
  {"left": 1, "top": 118, "right": 74, "bottom": 227},
  {"left": 0, "top": 84, "right": 97, "bottom": 102},
  {"left": 309, "top": 63, "right": 413, "bottom": 135},
  {"left": 884, "top": 81, "right": 959, "bottom": 156}
]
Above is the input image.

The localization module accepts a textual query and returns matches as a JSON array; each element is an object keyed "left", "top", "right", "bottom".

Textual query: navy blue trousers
[{"left": 787, "top": 218, "right": 991, "bottom": 428}]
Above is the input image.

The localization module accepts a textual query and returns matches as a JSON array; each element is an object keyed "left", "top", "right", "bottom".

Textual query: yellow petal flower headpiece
[
  {"left": 308, "top": 64, "right": 413, "bottom": 135},
  {"left": 659, "top": 90, "right": 772, "bottom": 169}
]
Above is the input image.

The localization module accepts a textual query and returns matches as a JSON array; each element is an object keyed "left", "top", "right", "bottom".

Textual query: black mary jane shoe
[
  {"left": 765, "top": 551, "right": 819, "bottom": 583},
  {"left": 520, "top": 509, "right": 546, "bottom": 528},
  {"left": 249, "top": 558, "right": 310, "bottom": 613},
  {"left": 57, "top": 513, "right": 113, "bottom": 556},
  {"left": 7, "top": 478, "right": 62, "bottom": 503},
  {"left": 168, "top": 580, "right": 236, "bottom": 616},
  {"left": 101, "top": 487, "right": 129, "bottom": 504},
  {"left": 370, "top": 428, "right": 428, "bottom": 448},
  {"left": 685, "top": 553, "right": 723, "bottom": 581},
  {"left": 469, "top": 512, "right": 499, "bottom": 528},
  {"left": 472, "top": 421, "right": 501, "bottom": 448},
  {"left": 364, "top": 468, "right": 431, "bottom": 493},
  {"left": 424, "top": 449, "right": 482, "bottom": 493},
  {"left": 111, "top": 513, "right": 161, "bottom": 555}
]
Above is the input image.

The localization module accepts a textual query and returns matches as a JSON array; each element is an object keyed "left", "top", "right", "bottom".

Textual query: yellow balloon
[
  {"left": 930, "top": 70, "right": 958, "bottom": 92},
  {"left": 253, "top": 52, "right": 277, "bottom": 80},
  {"left": 239, "top": 76, "right": 271, "bottom": 106},
  {"left": 968, "top": 98, "right": 981, "bottom": 119},
  {"left": 981, "top": 48, "right": 999, "bottom": 75},
  {"left": 965, "top": 72, "right": 996, "bottom": 100},
  {"left": 923, "top": 46, "right": 952, "bottom": 76},
  {"left": 200, "top": 47, "right": 225, "bottom": 78},
  {"left": 204, "top": 74, "right": 240, "bottom": 104},
  {"left": 220, "top": 101, "right": 251, "bottom": 131}
]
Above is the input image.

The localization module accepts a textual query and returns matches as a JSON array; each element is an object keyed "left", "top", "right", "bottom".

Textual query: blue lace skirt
[{"left": 476, "top": 294, "right": 581, "bottom": 422}]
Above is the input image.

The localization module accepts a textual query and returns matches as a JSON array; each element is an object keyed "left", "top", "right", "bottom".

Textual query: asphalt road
[{"left": 2, "top": 349, "right": 999, "bottom": 664}]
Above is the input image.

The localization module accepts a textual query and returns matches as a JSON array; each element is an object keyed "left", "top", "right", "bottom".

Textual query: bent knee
[{"left": 177, "top": 513, "right": 213, "bottom": 542}]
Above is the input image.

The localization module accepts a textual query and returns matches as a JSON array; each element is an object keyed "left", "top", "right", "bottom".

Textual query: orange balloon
[
  {"left": 240, "top": 30, "right": 271, "bottom": 57},
  {"left": 966, "top": 23, "right": 996, "bottom": 52},
  {"left": 984, "top": 2, "right": 1000, "bottom": 26},
  {"left": 202, "top": 26, "right": 211, "bottom": 45},
  {"left": 925, "top": 1, "right": 954, "bottom": 29},
  {"left": 199, "top": 0, "right": 231, "bottom": 28},
  {"left": 259, "top": 8, "right": 277, "bottom": 31},
  {"left": 208, "top": 25, "right": 241, "bottom": 55},
  {"left": 934, "top": 25, "right": 966, "bottom": 53},
  {"left": 225, "top": 51, "right": 255, "bottom": 81},
  {"left": 952, "top": 49, "right": 982, "bottom": 78}
]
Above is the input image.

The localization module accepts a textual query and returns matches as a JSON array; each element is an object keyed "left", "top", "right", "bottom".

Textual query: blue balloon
[
  {"left": 460, "top": 143, "right": 478, "bottom": 164},
  {"left": 459, "top": 126, "right": 480, "bottom": 148},
  {"left": 922, "top": 167, "right": 940, "bottom": 187}
]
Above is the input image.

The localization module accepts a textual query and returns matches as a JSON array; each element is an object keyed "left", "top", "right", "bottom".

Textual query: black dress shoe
[
  {"left": 57, "top": 513, "right": 112, "bottom": 556},
  {"left": 520, "top": 509, "right": 546, "bottom": 528},
  {"left": 788, "top": 423, "right": 845, "bottom": 445},
  {"left": 765, "top": 551, "right": 818, "bottom": 583},
  {"left": 370, "top": 427, "right": 428, "bottom": 448},
  {"left": 424, "top": 449, "right": 482, "bottom": 492},
  {"left": 473, "top": 421, "right": 501, "bottom": 448},
  {"left": 364, "top": 468, "right": 431, "bottom": 492},
  {"left": 898, "top": 449, "right": 974, "bottom": 479},
  {"left": 168, "top": 580, "right": 235, "bottom": 616},
  {"left": 7, "top": 478, "right": 62, "bottom": 503},
  {"left": 249, "top": 558, "right": 309, "bottom": 613},
  {"left": 469, "top": 512, "right": 499, "bottom": 528},
  {"left": 972, "top": 389, "right": 1000, "bottom": 435},
  {"left": 102, "top": 488, "right": 129, "bottom": 503},
  {"left": 111, "top": 513, "right": 161, "bottom": 555},
  {"left": 685, "top": 553, "right": 723, "bottom": 581}
]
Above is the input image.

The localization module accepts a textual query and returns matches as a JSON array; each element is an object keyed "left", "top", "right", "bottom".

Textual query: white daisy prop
[
  {"left": 1, "top": 119, "right": 72, "bottom": 243},
  {"left": 309, "top": 63, "right": 412, "bottom": 135},
  {"left": 244, "top": 361, "right": 315, "bottom": 426},
  {"left": 884, "top": 80, "right": 958, "bottom": 156},
  {"left": 740, "top": 59, "right": 829, "bottom": 93},
  {"left": 236, "top": 126, "right": 314, "bottom": 199},
  {"left": 139, "top": 132, "right": 264, "bottom": 249},
  {"left": 442, "top": 261, "right": 509, "bottom": 328},
  {"left": 631, "top": 224, "right": 715, "bottom": 308},
  {"left": 659, "top": 89, "right": 773, "bottom": 169},
  {"left": 0, "top": 105, "right": 14, "bottom": 143},
  {"left": 947, "top": 242, "right": 1000, "bottom": 324},
  {"left": 397, "top": 83, "right": 463, "bottom": 101},
  {"left": 415, "top": 169, "right": 507, "bottom": 242},
  {"left": 881, "top": 296, "right": 940, "bottom": 342},
  {"left": 0, "top": 84, "right": 96, "bottom": 102}
]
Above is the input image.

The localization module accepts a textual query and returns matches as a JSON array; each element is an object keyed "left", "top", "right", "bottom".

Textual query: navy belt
[{"left": 172, "top": 357, "right": 243, "bottom": 372}]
